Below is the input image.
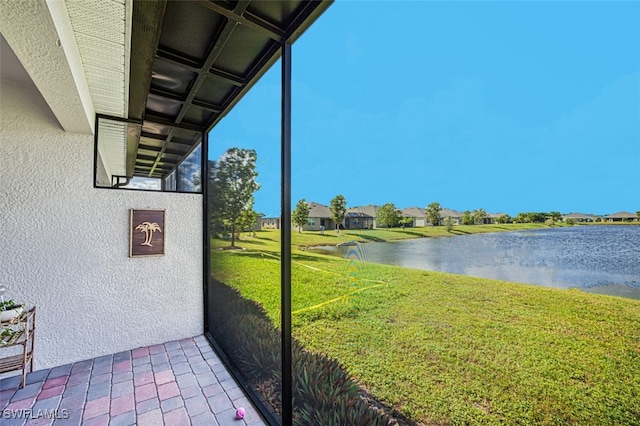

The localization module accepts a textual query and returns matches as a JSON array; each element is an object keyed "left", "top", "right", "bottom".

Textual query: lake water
[{"left": 312, "top": 226, "right": 640, "bottom": 300}]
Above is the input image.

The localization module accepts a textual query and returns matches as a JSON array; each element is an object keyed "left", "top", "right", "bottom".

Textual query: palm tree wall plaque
[
  {"left": 135, "top": 222, "right": 162, "bottom": 246},
  {"left": 130, "top": 209, "right": 165, "bottom": 257}
]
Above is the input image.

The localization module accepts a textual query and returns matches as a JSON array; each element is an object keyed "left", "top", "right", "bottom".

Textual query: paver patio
[{"left": 0, "top": 336, "right": 266, "bottom": 426}]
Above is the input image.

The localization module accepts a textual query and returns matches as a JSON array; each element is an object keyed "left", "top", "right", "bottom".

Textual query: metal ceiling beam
[
  {"left": 149, "top": 87, "right": 185, "bottom": 103},
  {"left": 174, "top": 1, "right": 250, "bottom": 125},
  {"left": 208, "top": 68, "right": 245, "bottom": 87},
  {"left": 140, "top": 132, "right": 168, "bottom": 141},
  {"left": 208, "top": 34, "right": 281, "bottom": 126},
  {"left": 198, "top": 1, "right": 284, "bottom": 41},
  {"left": 148, "top": 1, "right": 249, "bottom": 177},
  {"left": 284, "top": 0, "right": 333, "bottom": 45},
  {"left": 143, "top": 110, "right": 203, "bottom": 178},
  {"left": 133, "top": 0, "right": 332, "bottom": 181},
  {"left": 135, "top": 153, "right": 164, "bottom": 162},
  {"left": 129, "top": 0, "right": 167, "bottom": 122},
  {"left": 156, "top": 48, "right": 245, "bottom": 86},
  {"left": 143, "top": 114, "right": 204, "bottom": 132},
  {"left": 139, "top": 146, "right": 186, "bottom": 157},
  {"left": 135, "top": 167, "right": 164, "bottom": 173},
  {"left": 244, "top": 9, "right": 287, "bottom": 40},
  {"left": 156, "top": 46, "right": 201, "bottom": 70},
  {"left": 128, "top": 0, "right": 167, "bottom": 178},
  {"left": 148, "top": 88, "right": 221, "bottom": 117},
  {"left": 148, "top": 142, "right": 176, "bottom": 177},
  {"left": 191, "top": 99, "right": 222, "bottom": 114},
  {"left": 140, "top": 135, "right": 195, "bottom": 149},
  {"left": 135, "top": 163, "right": 172, "bottom": 171}
]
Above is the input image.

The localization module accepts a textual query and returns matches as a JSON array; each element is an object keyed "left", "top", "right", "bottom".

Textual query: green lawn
[{"left": 211, "top": 227, "right": 640, "bottom": 425}]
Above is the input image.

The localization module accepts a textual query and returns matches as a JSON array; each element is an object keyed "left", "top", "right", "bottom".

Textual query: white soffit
[
  {"left": 97, "top": 118, "right": 127, "bottom": 178},
  {"left": 0, "top": 0, "right": 94, "bottom": 134},
  {"left": 0, "top": 0, "right": 130, "bottom": 138},
  {"left": 65, "top": 0, "right": 131, "bottom": 119}
]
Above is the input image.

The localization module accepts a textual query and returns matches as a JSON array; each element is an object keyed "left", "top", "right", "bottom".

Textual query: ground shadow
[
  {"left": 224, "top": 250, "right": 335, "bottom": 265},
  {"left": 396, "top": 230, "right": 427, "bottom": 238},
  {"left": 347, "top": 234, "right": 387, "bottom": 242}
]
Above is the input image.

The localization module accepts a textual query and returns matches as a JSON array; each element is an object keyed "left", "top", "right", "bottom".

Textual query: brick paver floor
[{"left": 0, "top": 336, "right": 266, "bottom": 426}]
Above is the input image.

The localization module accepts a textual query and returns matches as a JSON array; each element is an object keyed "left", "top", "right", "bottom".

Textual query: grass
[{"left": 210, "top": 226, "right": 640, "bottom": 425}]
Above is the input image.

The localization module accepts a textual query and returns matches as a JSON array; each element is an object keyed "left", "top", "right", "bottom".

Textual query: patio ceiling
[
  {"left": 127, "top": 0, "right": 332, "bottom": 180},
  {"left": 1, "top": 0, "right": 331, "bottom": 182}
]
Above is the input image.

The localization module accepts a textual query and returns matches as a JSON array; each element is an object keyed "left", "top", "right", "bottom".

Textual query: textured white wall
[{"left": 0, "top": 79, "right": 203, "bottom": 370}]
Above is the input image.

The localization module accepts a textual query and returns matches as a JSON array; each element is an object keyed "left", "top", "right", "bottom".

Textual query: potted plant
[{"left": 0, "top": 299, "right": 24, "bottom": 322}]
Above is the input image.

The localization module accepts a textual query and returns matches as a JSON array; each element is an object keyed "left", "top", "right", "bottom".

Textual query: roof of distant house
[
  {"left": 440, "top": 208, "right": 463, "bottom": 217},
  {"left": 348, "top": 205, "right": 380, "bottom": 217},
  {"left": 345, "top": 211, "right": 373, "bottom": 218},
  {"left": 307, "top": 202, "right": 332, "bottom": 218},
  {"left": 563, "top": 213, "right": 601, "bottom": 219},
  {"left": 402, "top": 207, "right": 425, "bottom": 217},
  {"left": 605, "top": 211, "right": 636, "bottom": 218}
]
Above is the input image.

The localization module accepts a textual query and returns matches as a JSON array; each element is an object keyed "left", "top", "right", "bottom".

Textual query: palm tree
[
  {"left": 473, "top": 208, "right": 488, "bottom": 225},
  {"left": 135, "top": 222, "right": 162, "bottom": 246}
]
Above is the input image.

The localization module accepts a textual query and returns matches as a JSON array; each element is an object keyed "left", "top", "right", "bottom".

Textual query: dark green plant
[
  {"left": 292, "top": 346, "right": 392, "bottom": 425},
  {"left": 208, "top": 279, "right": 400, "bottom": 425},
  {"left": 0, "top": 299, "right": 17, "bottom": 311}
]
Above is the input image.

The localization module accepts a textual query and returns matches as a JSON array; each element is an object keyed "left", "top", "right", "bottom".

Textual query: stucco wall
[{"left": 0, "top": 79, "right": 203, "bottom": 370}]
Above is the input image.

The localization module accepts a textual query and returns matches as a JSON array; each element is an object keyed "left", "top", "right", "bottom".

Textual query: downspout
[{"left": 113, "top": 176, "right": 131, "bottom": 188}]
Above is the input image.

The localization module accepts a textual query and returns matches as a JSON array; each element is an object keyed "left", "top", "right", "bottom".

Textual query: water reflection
[{"left": 311, "top": 226, "right": 640, "bottom": 299}]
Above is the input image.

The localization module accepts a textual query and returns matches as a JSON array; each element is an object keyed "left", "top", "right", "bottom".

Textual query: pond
[{"left": 311, "top": 225, "right": 640, "bottom": 300}]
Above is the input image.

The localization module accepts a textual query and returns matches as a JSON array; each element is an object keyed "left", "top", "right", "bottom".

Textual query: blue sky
[{"left": 208, "top": 1, "right": 640, "bottom": 217}]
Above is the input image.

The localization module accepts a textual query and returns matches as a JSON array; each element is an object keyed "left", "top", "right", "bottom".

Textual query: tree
[
  {"left": 399, "top": 216, "right": 414, "bottom": 229},
  {"left": 443, "top": 217, "right": 454, "bottom": 233},
  {"left": 425, "top": 202, "right": 443, "bottom": 226},
  {"left": 238, "top": 209, "right": 258, "bottom": 235},
  {"left": 292, "top": 199, "right": 310, "bottom": 233},
  {"left": 209, "top": 148, "right": 260, "bottom": 247},
  {"left": 377, "top": 203, "right": 401, "bottom": 229},
  {"left": 515, "top": 212, "right": 547, "bottom": 223},
  {"left": 532, "top": 212, "right": 548, "bottom": 223},
  {"left": 495, "top": 214, "right": 511, "bottom": 224},
  {"left": 514, "top": 213, "right": 527, "bottom": 223},
  {"left": 330, "top": 195, "right": 347, "bottom": 234},
  {"left": 549, "top": 211, "right": 562, "bottom": 222},
  {"left": 636, "top": 211, "right": 640, "bottom": 221},
  {"left": 462, "top": 210, "right": 474, "bottom": 225},
  {"left": 473, "top": 208, "right": 488, "bottom": 225}
]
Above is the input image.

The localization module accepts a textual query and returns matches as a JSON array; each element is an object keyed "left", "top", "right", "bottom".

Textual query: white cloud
[{"left": 125, "top": 177, "right": 160, "bottom": 191}]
